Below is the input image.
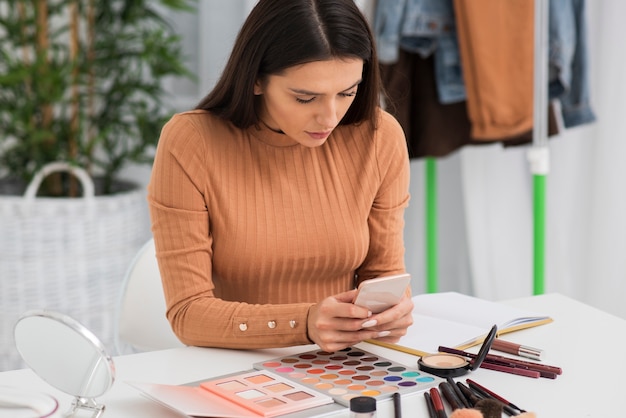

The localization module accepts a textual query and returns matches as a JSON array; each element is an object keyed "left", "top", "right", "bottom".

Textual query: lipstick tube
[{"left": 491, "top": 339, "right": 543, "bottom": 361}]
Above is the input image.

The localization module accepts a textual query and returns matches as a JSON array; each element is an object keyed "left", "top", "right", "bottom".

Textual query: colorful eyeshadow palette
[{"left": 254, "top": 346, "right": 443, "bottom": 406}]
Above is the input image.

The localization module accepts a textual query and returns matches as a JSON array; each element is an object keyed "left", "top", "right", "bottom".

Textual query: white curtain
[{"left": 135, "top": 1, "right": 626, "bottom": 319}]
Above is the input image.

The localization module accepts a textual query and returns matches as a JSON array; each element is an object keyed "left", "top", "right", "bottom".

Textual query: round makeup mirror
[{"left": 13, "top": 311, "right": 115, "bottom": 418}]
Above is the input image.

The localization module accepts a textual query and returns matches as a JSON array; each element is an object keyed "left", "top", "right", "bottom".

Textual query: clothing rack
[{"left": 425, "top": 1, "right": 549, "bottom": 295}]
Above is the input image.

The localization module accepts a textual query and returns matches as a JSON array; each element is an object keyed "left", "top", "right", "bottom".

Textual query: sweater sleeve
[
  {"left": 147, "top": 114, "right": 314, "bottom": 349},
  {"left": 355, "top": 111, "right": 411, "bottom": 284}
]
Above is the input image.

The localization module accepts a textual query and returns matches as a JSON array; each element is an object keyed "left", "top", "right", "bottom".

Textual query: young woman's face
[{"left": 254, "top": 58, "right": 364, "bottom": 147}]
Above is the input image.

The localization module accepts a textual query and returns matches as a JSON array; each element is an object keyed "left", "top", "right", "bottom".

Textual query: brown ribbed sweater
[{"left": 147, "top": 109, "right": 410, "bottom": 349}]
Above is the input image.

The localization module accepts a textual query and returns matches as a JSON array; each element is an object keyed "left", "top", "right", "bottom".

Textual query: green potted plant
[
  {"left": 0, "top": 0, "right": 194, "bottom": 370},
  {"left": 0, "top": 0, "right": 193, "bottom": 195}
]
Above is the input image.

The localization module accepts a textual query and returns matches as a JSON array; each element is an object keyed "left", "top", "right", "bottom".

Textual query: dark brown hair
[{"left": 195, "top": 0, "right": 381, "bottom": 129}]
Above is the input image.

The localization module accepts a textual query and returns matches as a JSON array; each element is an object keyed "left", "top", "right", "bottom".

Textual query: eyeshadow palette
[{"left": 254, "top": 346, "right": 442, "bottom": 406}]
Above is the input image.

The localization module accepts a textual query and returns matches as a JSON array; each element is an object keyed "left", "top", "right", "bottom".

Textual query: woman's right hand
[{"left": 306, "top": 289, "right": 385, "bottom": 352}]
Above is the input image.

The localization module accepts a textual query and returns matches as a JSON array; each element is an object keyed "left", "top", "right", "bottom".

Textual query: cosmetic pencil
[
  {"left": 479, "top": 360, "right": 541, "bottom": 378},
  {"left": 482, "top": 359, "right": 558, "bottom": 379},
  {"left": 491, "top": 338, "right": 543, "bottom": 361},
  {"left": 392, "top": 392, "right": 402, "bottom": 418},
  {"left": 429, "top": 387, "right": 448, "bottom": 418},
  {"left": 447, "top": 377, "right": 471, "bottom": 408},
  {"left": 439, "top": 381, "right": 462, "bottom": 411},
  {"left": 467, "top": 379, "right": 526, "bottom": 414},
  {"left": 438, "top": 345, "right": 561, "bottom": 377},
  {"left": 424, "top": 392, "right": 438, "bottom": 418}
]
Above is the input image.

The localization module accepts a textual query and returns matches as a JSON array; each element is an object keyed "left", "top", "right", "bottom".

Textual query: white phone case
[{"left": 352, "top": 273, "right": 411, "bottom": 313}]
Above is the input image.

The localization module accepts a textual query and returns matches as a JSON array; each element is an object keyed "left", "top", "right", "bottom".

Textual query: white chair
[{"left": 114, "top": 238, "right": 185, "bottom": 355}]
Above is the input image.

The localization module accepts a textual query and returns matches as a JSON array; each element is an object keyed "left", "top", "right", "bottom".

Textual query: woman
[{"left": 148, "top": 0, "right": 413, "bottom": 353}]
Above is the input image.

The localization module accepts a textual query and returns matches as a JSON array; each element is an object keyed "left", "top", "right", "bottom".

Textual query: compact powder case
[{"left": 417, "top": 324, "right": 498, "bottom": 378}]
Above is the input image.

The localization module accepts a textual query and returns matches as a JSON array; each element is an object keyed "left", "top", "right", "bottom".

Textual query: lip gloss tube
[{"left": 491, "top": 339, "right": 543, "bottom": 361}]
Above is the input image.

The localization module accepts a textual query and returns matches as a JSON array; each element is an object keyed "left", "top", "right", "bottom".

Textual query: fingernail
[
  {"left": 377, "top": 331, "right": 391, "bottom": 338},
  {"left": 362, "top": 319, "right": 377, "bottom": 328}
]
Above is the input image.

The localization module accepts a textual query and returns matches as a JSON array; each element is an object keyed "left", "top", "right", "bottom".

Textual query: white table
[{"left": 1, "top": 293, "right": 624, "bottom": 417}]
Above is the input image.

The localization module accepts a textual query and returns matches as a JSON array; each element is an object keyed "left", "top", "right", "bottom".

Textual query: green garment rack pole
[
  {"left": 529, "top": 0, "right": 550, "bottom": 295},
  {"left": 425, "top": 158, "right": 437, "bottom": 293},
  {"left": 532, "top": 173, "right": 547, "bottom": 294}
]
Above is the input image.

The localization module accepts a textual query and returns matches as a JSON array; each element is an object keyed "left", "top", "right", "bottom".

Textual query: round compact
[{"left": 418, "top": 324, "right": 498, "bottom": 378}]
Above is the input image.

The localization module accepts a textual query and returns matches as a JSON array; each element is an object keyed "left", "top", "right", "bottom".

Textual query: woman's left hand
[{"left": 363, "top": 288, "right": 414, "bottom": 343}]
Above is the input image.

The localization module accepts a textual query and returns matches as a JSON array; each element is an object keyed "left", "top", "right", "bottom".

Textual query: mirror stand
[
  {"left": 14, "top": 310, "right": 116, "bottom": 418},
  {"left": 67, "top": 396, "right": 105, "bottom": 418}
]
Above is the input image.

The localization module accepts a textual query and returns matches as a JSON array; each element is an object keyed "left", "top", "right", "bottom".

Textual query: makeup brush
[{"left": 474, "top": 398, "right": 505, "bottom": 418}]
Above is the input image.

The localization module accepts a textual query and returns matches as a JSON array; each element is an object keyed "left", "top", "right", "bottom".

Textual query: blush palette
[
  {"left": 199, "top": 370, "right": 333, "bottom": 416},
  {"left": 254, "top": 346, "right": 442, "bottom": 406},
  {"left": 130, "top": 369, "right": 334, "bottom": 418}
]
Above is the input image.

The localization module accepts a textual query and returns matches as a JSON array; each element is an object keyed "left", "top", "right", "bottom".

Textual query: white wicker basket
[{"left": 0, "top": 162, "right": 151, "bottom": 371}]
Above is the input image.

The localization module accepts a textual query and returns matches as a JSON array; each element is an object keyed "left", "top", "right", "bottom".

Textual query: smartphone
[{"left": 352, "top": 273, "right": 411, "bottom": 313}]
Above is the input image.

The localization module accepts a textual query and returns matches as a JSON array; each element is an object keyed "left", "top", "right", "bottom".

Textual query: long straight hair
[{"left": 195, "top": 0, "right": 381, "bottom": 130}]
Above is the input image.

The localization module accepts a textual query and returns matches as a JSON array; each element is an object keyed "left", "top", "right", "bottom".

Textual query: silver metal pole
[{"left": 532, "top": 0, "right": 550, "bottom": 149}]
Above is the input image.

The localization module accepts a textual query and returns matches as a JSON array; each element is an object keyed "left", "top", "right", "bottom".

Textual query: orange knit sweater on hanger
[
  {"left": 147, "top": 109, "right": 410, "bottom": 349},
  {"left": 454, "top": 0, "right": 534, "bottom": 140}
]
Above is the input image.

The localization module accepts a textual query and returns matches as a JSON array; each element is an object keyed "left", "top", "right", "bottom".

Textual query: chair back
[{"left": 115, "top": 238, "right": 184, "bottom": 354}]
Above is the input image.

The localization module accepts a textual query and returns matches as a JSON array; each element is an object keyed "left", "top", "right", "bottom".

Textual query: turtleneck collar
[{"left": 246, "top": 121, "right": 301, "bottom": 147}]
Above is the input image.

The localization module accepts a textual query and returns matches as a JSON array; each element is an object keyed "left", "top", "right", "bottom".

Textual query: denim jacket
[
  {"left": 549, "top": 0, "right": 596, "bottom": 127},
  {"left": 374, "top": 0, "right": 595, "bottom": 127},
  {"left": 374, "top": 0, "right": 465, "bottom": 104}
]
